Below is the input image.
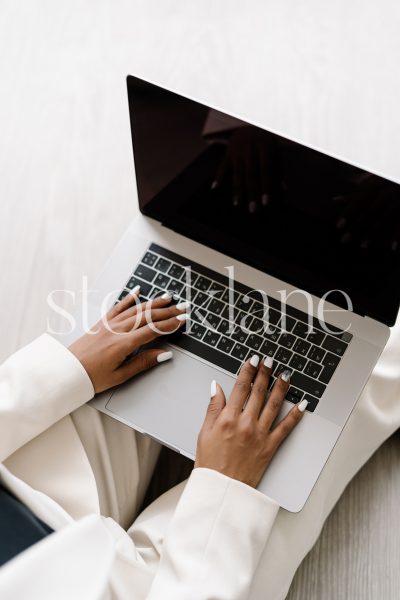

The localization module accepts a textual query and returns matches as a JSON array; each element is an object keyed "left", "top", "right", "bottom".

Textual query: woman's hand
[
  {"left": 69, "top": 288, "right": 189, "bottom": 393},
  {"left": 195, "top": 355, "right": 307, "bottom": 488}
]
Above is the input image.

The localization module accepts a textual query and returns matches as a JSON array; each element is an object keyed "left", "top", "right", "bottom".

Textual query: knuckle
[
  {"left": 268, "top": 394, "right": 283, "bottom": 412},
  {"left": 220, "top": 414, "right": 235, "bottom": 431},
  {"left": 253, "top": 383, "right": 267, "bottom": 397},
  {"left": 239, "top": 419, "right": 254, "bottom": 440}
]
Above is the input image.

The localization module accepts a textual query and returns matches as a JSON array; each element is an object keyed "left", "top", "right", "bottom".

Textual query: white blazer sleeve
[
  {"left": 147, "top": 468, "right": 279, "bottom": 600},
  {"left": 0, "top": 334, "right": 94, "bottom": 462}
]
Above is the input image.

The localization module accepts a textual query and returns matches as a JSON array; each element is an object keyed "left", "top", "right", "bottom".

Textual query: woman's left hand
[{"left": 68, "top": 289, "right": 189, "bottom": 393}]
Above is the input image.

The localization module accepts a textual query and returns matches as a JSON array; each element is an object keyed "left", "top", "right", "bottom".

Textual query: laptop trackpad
[{"left": 105, "top": 345, "right": 236, "bottom": 458}]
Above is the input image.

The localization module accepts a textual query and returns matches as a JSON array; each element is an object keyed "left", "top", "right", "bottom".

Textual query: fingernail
[
  {"left": 176, "top": 301, "right": 190, "bottom": 310},
  {"left": 211, "top": 180, "right": 218, "bottom": 190},
  {"left": 261, "top": 193, "right": 269, "bottom": 206},
  {"left": 250, "top": 354, "right": 260, "bottom": 367},
  {"left": 280, "top": 369, "right": 291, "bottom": 382},
  {"left": 249, "top": 201, "right": 257, "bottom": 214},
  {"left": 233, "top": 195, "right": 239, "bottom": 207},
  {"left": 210, "top": 379, "right": 217, "bottom": 397},
  {"left": 157, "top": 351, "right": 173, "bottom": 363},
  {"left": 336, "top": 217, "right": 347, "bottom": 230},
  {"left": 297, "top": 399, "right": 309, "bottom": 412},
  {"left": 161, "top": 291, "right": 172, "bottom": 299},
  {"left": 176, "top": 313, "right": 190, "bottom": 321},
  {"left": 264, "top": 356, "right": 273, "bottom": 368},
  {"left": 129, "top": 285, "right": 141, "bottom": 296}
]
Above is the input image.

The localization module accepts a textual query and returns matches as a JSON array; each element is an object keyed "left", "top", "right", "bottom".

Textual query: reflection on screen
[{"left": 127, "top": 76, "right": 400, "bottom": 326}]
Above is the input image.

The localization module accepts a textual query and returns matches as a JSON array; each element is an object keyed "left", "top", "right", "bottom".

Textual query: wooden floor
[{"left": 0, "top": 2, "right": 399, "bottom": 598}]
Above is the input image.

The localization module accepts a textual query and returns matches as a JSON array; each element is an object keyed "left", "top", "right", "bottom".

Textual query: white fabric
[
  {"left": 0, "top": 334, "right": 278, "bottom": 600},
  {"left": 0, "top": 326, "right": 399, "bottom": 599}
]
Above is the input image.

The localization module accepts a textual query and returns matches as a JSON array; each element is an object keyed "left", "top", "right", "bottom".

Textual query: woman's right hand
[{"left": 195, "top": 356, "right": 307, "bottom": 488}]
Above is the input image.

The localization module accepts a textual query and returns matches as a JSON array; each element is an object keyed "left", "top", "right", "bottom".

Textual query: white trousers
[{"left": 65, "top": 315, "right": 400, "bottom": 600}]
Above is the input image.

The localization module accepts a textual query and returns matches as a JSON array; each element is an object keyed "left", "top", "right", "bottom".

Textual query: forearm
[
  {"left": 0, "top": 334, "right": 94, "bottom": 461},
  {"left": 146, "top": 468, "right": 279, "bottom": 600}
]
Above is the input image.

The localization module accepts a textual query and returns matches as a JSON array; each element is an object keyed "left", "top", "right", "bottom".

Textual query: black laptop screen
[{"left": 127, "top": 75, "right": 400, "bottom": 326}]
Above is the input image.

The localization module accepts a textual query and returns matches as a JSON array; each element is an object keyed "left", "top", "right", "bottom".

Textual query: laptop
[{"left": 64, "top": 74, "right": 400, "bottom": 512}]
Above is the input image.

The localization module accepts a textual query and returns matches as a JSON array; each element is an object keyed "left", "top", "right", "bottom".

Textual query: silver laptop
[{"left": 63, "top": 74, "right": 400, "bottom": 512}]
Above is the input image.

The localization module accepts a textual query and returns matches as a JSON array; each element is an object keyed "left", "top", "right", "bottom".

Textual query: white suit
[{"left": 0, "top": 321, "right": 399, "bottom": 599}]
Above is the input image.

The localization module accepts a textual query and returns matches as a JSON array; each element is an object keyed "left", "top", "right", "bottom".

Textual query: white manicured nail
[
  {"left": 297, "top": 399, "right": 309, "bottom": 412},
  {"left": 176, "top": 301, "right": 190, "bottom": 310},
  {"left": 280, "top": 369, "right": 291, "bottom": 382},
  {"left": 176, "top": 313, "right": 190, "bottom": 321},
  {"left": 250, "top": 354, "right": 260, "bottom": 367},
  {"left": 264, "top": 356, "right": 273, "bottom": 369},
  {"left": 161, "top": 291, "right": 172, "bottom": 299},
  {"left": 157, "top": 351, "right": 173, "bottom": 363},
  {"left": 129, "top": 285, "right": 140, "bottom": 296},
  {"left": 211, "top": 380, "right": 217, "bottom": 397}
]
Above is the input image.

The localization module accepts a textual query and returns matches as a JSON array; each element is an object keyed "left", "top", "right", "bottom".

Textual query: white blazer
[{"left": 0, "top": 335, "right": 279, "bottom": 600}]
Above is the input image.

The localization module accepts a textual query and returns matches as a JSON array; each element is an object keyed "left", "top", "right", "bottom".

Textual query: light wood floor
[{"left": 0, "top": 2, "right": 398, "bottom": 598}]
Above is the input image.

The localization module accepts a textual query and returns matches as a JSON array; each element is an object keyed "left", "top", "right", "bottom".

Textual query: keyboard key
[
  {"left": 189, "top": 322, "right": 206, "bottom": 340},
  {"left": 193, "top": 291, "right": 210, "bottom": 306},
  {"left": 127, "top": 277, "right": 152, "bottom": 296},
  {"left": 288, "top": 386, "right": 303, "bottom": 400},
  {"left": 308, "top": 346, "right": 326, "bottom": 363},
  {"left": 286, "top": 391, "right": 303, "bottom": 405},
  {"left": 303, "top": 394, "right": 320, "bottom": 412},
  {"left": 168, "top": 263, "right": 185, "bottom": 279},
  {"left": 289, "top": 353, "right": 307, "bottom": 371},
  {"left": 180, "top": 269, "right": 197, "bottom": 287},
  {"left": 174, "top": 335, "right": 241, "bottom": 375},
  {"left": 209, "top": 298, "right": 225, "bottom": 315},
  {"left": 246, "top": 334, "right": 263, "bottom": 351},
  {"left": 142, "top": 252, "right": 158, "bottom": 266},
  {"left": 322, "top": 335, "right": 347, "bottom": 356},
  {"left": 134, "top": 264, "right": 156, "bottom": 283},
  {"left": 204, "top": 313, "right": 221, "bottom": 330},
  {"left": 192, "top": 307, "right": 207, "bottom": 323},
  {"left": 319, "top": 352, "right": 341, "bottom": 384},
  {"left": 221, "top": 304, "right": 232, "bottom": 321},
  {"left": 307, "top": 330, "right": 325, "bottom": 346},
  {"left": 251, "top": 301, "right": 266, "bottom": 318},
  {"left": 275, "top": 347, "right": 293, "bottom": 365},
  {"left": 249, "top": 317, "right": 266, "bottom": 334},
  {"left": 153, "top": 273, "right": 171, "bottom": 289},
  {"left": 267, "top": 308, "right": 281, "bottom": 325},
  {"left": 278, "top": 315, "right": 296, "bottom": 332},
  {"left": 304, "top": 360, "right": 322, "bottom": 378},
  {"left": 290, "top": 371, "right": 326, "bottom": 398},
  {"left": 217, "top": 336, "right": 234, "bottom": 353},
  {"left": 293, "top": 339, "right": 311, "bottom": 356},
  {"left": 217, "top": 319, "right": 231, "bottom": 335},
  {"left": 278, "top": 333, "right": 296, "bottom": 349},
  {"left": 155, "top": 257, "right": 171, "bottom": 273},
  {"left": 236, "top": 295, "right": 253, "bottom": 312},
  {"left": 204, "top": 330, "right": 221, "bottom": 347},
  {"left": 259, "top": 340, "right": 278, "bottom": 357},
  {"left": 118, "top": 290, "right": 129, "bottom": 301},
  {"left": 168, "top": 279, "right": 184, "bottom": 295},
  {"left": 293, "top": 321, "right": 309, "bottom": 338},
  {"left": 340, "top": 331, "right": 353, "bottom": 343},
  {"left": 231, "top": 326, "right": 248, "bottom": 344},
  {"left": 264, "top": 327, "right": 280, "bottom": 342},
  {"left": 221, "top": 288, "right": 240, "bottom": 304},
  {"left": 231, "top": 342, "right": 250, "bottom": 362},
  {"left": 194, "top": 276, "right": 211, "bottom": 291},
  {"left": 209, "top": 282, "right": 225, "bottom": 297}
]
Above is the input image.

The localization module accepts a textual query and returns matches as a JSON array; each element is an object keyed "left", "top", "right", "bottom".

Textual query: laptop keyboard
[{"left": 117, "top": 243, "right": 353, "bottom": 413}]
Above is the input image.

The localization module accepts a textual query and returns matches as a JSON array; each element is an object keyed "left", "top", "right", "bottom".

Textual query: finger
[
  {"left": 121, "top": 301, "right": 190, "bottom": 332},
  {"left": 112, "top": 348, "right": 174, "bottom": 386},
  {"left": 115, "top": 294, "right": 174, "bottom": 322},
  {"left": 259, "top": 369, "right": 291, "bottom": 431},
  {"left": 227, "top": 354, "right": 260, "bottom": 415},
  {"left": 108, "top": 285, "right": 141, "bottom": 319},
  {"left": 126, "top": 314, "right": 188, "bottom": 349},
  {"left": 203, "top": 380, "right": 226, "bottom": 428},
  {"left": 245, "top": 356, "right": 273, "bottom": 418},
  {"left": 268, "top": 398, "right": 308, "bottom": 449}
]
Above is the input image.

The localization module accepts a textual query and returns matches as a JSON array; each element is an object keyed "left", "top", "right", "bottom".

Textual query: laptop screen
[{"left": 127, "top": 75, "right": 400, "bottom": 327}]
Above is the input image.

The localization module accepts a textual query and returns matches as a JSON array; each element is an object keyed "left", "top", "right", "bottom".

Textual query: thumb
[
  {"left": 204, "top": 380, "right": 226, "bottom": 428},
  {"left": 113, "top": 349, "right": 172, "bottom": 385}
]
